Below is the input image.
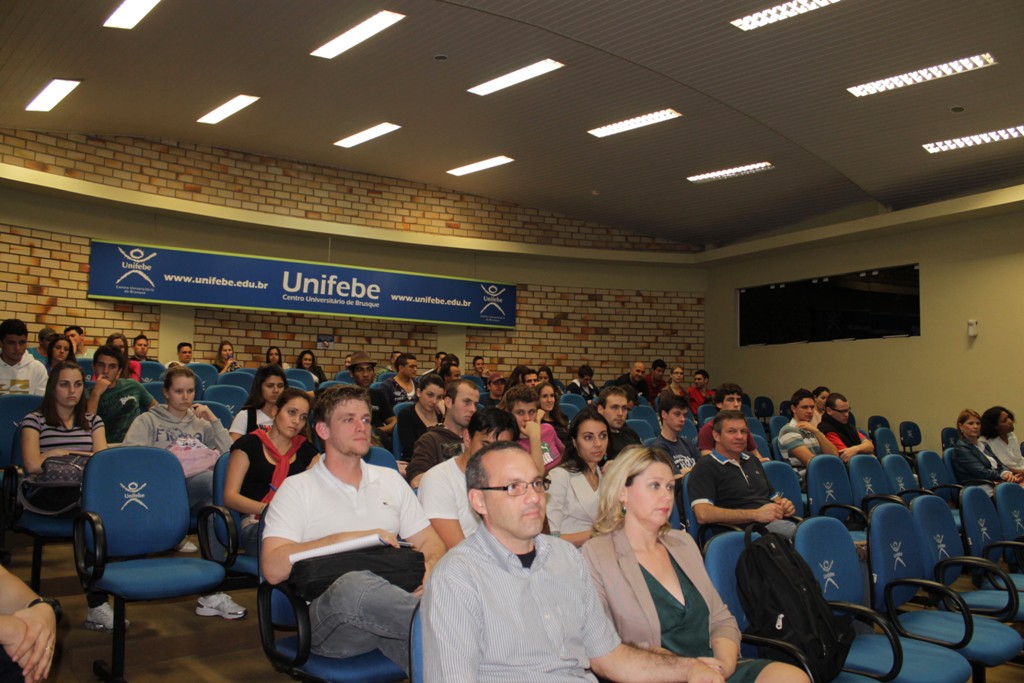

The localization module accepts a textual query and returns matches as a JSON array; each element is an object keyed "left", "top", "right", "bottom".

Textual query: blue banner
[{"left": 87, "top": 241, "right": 516, "bottom": 328}]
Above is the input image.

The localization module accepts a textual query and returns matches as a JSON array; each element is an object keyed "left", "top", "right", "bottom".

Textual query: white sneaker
[
  {"left": 195, "top": 592, "right": 246, "bottom": 620},
  {"left": 175, "top": 538, "right": 199, "bottom": 553},
  {"left": 85, "top": 603, "right": 130, "bottom": 632}
]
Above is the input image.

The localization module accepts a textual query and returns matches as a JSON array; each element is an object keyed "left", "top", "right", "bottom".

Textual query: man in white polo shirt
[{"left": 261, "top": 385, "right": 445, "bottom": 672}]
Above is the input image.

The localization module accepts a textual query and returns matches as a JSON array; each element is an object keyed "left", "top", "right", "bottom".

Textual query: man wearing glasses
[
  {"left": 817, "top": 392, "right": 874, "bottom": 463},
  {"left": 422, "top": 441, "right": 725, "bottom": 683}
]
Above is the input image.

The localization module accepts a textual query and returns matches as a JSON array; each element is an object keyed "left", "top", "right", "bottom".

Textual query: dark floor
[{"left": 3, "top": 533, "right": 1022, "bottom": 682}]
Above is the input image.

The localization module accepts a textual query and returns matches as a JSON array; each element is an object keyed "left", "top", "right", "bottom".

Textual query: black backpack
[{"left": 736, "top": 526, "right": 854, "bottom": 683}]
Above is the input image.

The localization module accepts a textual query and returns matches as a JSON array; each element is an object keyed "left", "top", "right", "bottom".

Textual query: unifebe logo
[
  {"left": 115, "top": 246, "right": 157, "bottom": 295},
  {"left": 479, "top": 284, "right": 507, "bottom": 323},
  {"left": 119, "top": 481, "right": 149, "bottom": 511}
]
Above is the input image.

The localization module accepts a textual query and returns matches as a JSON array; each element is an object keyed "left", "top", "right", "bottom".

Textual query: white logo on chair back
[
  {"left": 775, "top": 614, "right": 784, "bottom": 631},
  {"left": 890, "top": 541, "right": 906, "bottom": 569},
  {"left": 819, "top": 560, "right": 839, "bottom": 592},
  {"left": 895, "top": 476, "right": 906, "bottom": 492},
  {"left": 863, "top": 477, "right": 875, "bottom": 495},
  {"left": 929, "top": 472, "right": 939, "bottom": 486},
  {"left": 933, "top": 534, "right": 949, "bottom": 559},
  {"left": 824, "top": 481, "right": 836, "bottom": 502},
  {"left": 978, "top": 518, "right": 991, "bottom": 542},
  {"left": 120, "top": 482, "right": 148, "bottom": 510},
  {"left": 1012, "top": 510, "right": 1024, "bottom": 533}
]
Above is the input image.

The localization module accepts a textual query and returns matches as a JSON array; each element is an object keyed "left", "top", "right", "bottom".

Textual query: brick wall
[
  {"left": 0, "top": 224, "right": 161, "bottom": 356},
  {"left": 0, "top": 128, "right": 699, "bottom": 253}
]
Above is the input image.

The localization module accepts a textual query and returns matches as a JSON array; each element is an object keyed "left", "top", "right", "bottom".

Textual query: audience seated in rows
[
  {"left": 407, "top": 379, "right": 479, "bottom": 487},
  {"left": 697, "top": 384, "right": 765, "bottom": 461}
]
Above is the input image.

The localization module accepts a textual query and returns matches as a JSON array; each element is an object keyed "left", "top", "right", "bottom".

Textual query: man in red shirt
[{"left": 686, "top": 369, "right": 714, "bottom": 417}]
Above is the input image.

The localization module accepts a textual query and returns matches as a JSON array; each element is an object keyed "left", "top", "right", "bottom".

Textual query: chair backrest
[
  {"left": 769, "top": 415, "right": 789, "bottom": 441},
  {"left": 212, "top": 452, "right": 241, "bottom": 548},
  {"left": 318, "top": 380, "right": 341, "bottom": 391},
  {"left": 740, "top": 404, "right": 752, "bottom": 419},
  {"left": 370, "top": 381, "right": 385, "bottom": 393},
  {"left": 284, "top": 368, "right": 315, "bottom": 391},
  {"left": 745, "top": 417, "right": 767, "bottom": 442},
  {"left": 81, "top": 447, "right": 191, "bottom": 556},
  {"left": 391, "top": 401, "right": 415, "bottom": 459},
  {"left": 910, "top": 494, "right": 967, "bottom": 586},
  {"left": 235, "top": 367, "right": 257, "bottom": 376},
  {"left": 217, "top": 371, "right": 256, "bottom": 392},
  {"left": 143, "top": 381, "right": 165, "bottom": 404},
  {"left": 681, "top": 473, "right": 699, "bottom": 541},
  {"left": 334, "top": 370, "right": 354, "bottom": 383},
  {"left": 629, "top": 405, "right": 660, "bottom": 436},
  {"left": 941, "top": 448, "right": 957, "bottom": 482},
  {"left": 940, "top": 427, "right": 959, "bottom": 451},
  {"left": 77, "top": 357, "right": 94, "bottom": 379},
  {"left": 138, "top": 360, "right": 166, "bottom": 383},
  {"left": 185, "top": 363, "right": 219, "bottom": 398},
  {"left": 866, "top": 503, "right": 925, "bottom": 609},
  {"left": 794, "top": 516, "right": 866, "bottom": 604},
  {"left": 697, "top": 404, "right": 716, "bottom": 426},
  {"left": 0, "top": 394, "right": 41, "bottom": 467},
  {"left": 873, "top": 427, "right": 900, "bottom": 458},
  {"left": 203, "top": 384, "right": 249, "bottom": 415},
  {"left": 806, "top": 455, "right": 854, "bottom": 520},
  {"left": 559, "top": 393, "right": 587, "bottom": 411},
  {"left": 960, "top": 485, "right": 1004, "bottom": 561},
  {"left": 771, "top": 437, "right": 782, "bottom": 462},
  {"left": 364, "top": 446, "right": 399, "bottom": 471},
  {"left": 561, "top": 403, "right": 580, "bottom": 422},
  {"left": 643, "top": 436, "right": 660, "bottom": 448},
  {"left": 762, "top": 461, "right": 802, "bottom": 514},
  {"left": 847, "top": 454, "right": 897, "bottom": 511},
  {"left": 915, "top": 450, "right": 957, "bottom": 502},
  {"left": 463, "top": 374, "right": 486, "bottom": 391},
  {"left": 702, "top": 531, "right": 753, "bottom": 631},
  {"left": 779, "top": 400, "right": 792, "bottom": 419},
  {"left": 867, "top": 415, "right": 890, "bottom": 440},
  {"left": 194, "top": 400, "right": 234, "bottom": 430},
  {"left": 680, "top": 420, "right": 698, "bottom": 446},
  {"left": 898, "top": 420, "right": 922, "bottom": 449},
  {"left": 881, "top": 453, "right": 920, "bottom": 500},
  {"left": 377, "top": 371, "right": 396, "bottom": 383},
  {"left": 751, "top": 434, "right": 769, "bottom": 461},
  {"left": 994, "top": 482, "right": 1024, "bottom": 542},
  {"left": 625, "top": 419, "right": 655, "bottom": 442},
  {"left": 753, "top": 396, "right": 774, "bottom": 419}
]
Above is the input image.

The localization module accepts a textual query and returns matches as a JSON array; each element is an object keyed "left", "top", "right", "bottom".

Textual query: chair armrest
[
  {"left": 741, "top": 633, "right": 817, "bottom": 683},
  {"left": 73, "top": 511, "right": 106, "bottom": 592},
  {"left": 697, "top": 523, "right": 742, "bottom": 548},
  {"left": 819, "top": 503, "right": 869, "bottom": 527},
  {"left": 827, "top": 601, "right": 902, "bottom": 681},
  {"left": 257, "top": 581, "right": 311, "bottom": 669},
  {"left": 859, "top": 494, "right": 907, "bottom": 512},
  {"left": 961, "top": 478, "right": 998, "bottom": 488},
  {"left": 980, "top": 539, "right": 1024, "bottom": 570},
  {"left": 929, "top": 483, "right": 963, "bottom": 499},
  {"left": 895, "top": 488, "right": 935, "bottom": 501},
  {"left": 934, "top": 556, "right": 1019, "bottom": 620},
  {"left": 883, "top": 577, "right": 973, "bottom": 649},
  {"left": 197, "top": 504, "right": 237, "bottom": 567}
]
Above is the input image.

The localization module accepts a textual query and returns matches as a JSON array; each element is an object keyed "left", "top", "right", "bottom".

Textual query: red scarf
[{"left": 255, "top": 430, "right": 306, "bottom": 506}]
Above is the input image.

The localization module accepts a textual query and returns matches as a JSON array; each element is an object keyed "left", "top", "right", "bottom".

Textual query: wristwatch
[{"left": 28, "top": 597, "right": 63, "bottom": 624}]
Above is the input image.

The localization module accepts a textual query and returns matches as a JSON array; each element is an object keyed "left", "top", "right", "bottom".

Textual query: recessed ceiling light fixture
[
  {"left": 25, "top": 79, "right": 81, "bottom": 111},
  {"left": 922, "top": 125, "right": 1024, "bottom": 153},
  {"left": 687, "top": 162, "right": 774, "bottom": 184},
  {"left": 587, "top": 108, "right": 682, "bottom": 138},
  {"left": 103, "top": 0, "right": 162, "bottom": 29},
  {"left": 447, "top": 155, "right": 514, "bottom": 176},
  {"left": 197, "top": 95, "right": 260, "bottom": 124},
  {"left": 847, "top": 53, "right": 997, "bottom": 97},
  {"left": 468, "top": 59, "right": 565, "bottom": 96},
  {"left": 730, "top": 0, "right": 842, "bottom": 31},
  {"left": 311, "top": 10, "right": 405, "bottom": 59},
  {"left": 334, "top": 122, "right": 402, "bottom": 148}
]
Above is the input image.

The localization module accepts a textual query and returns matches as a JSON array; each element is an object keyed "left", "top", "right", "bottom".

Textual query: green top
[{"left": 89, "top": 379, "right": 152, "bottom": 443}]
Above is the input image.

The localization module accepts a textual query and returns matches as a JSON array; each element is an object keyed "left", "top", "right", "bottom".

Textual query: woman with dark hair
[
  {"left": 546, "top": 407, "right": 609, "bottom": 547},
  {"left": 229, "top": 365, "right": 287, "bottom": 440},
  {"left": 45, "top": 334, "right": 75, "bottom": 371},
  {"left": 979, "top": 406, "right": 1024, "bottom": 475},
  {"left": 810, "top": 386, "right": 829, "bottom": 428},
  {"left": 950, "top": 408, "right": 1023, "bottom": 492},
  {"left": 295, "top": 349, "right": 327, "bottom": 387},
  {"left": 396, "top": 373, "right": 445, "bottom": 462},
  {"left": 537, "top": 381, "right": 569, "bottom": 445},
  {"left": 213, "top": 340, "right": 241, "bottom": 375},
  {"left": 224, "top": 388, "right": 318, "bottom": 557},
  {"left": 583, "top": 446, "right": 805, "bottom": 683},
  {"left": 537, "top": 365, "right": 558, "bottom": 391},
  {"left": 264, "top": 346, "right": 290, "bottom": 369},
  {"left": 506, "top": 364, "right": 537, "bottom": 389},
  {"left": 105, "top": 332, "right": 141, "bottom": 381}
]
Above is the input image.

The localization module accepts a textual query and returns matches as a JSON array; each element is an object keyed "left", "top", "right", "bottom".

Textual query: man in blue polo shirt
[{"left": 687, "top": 410, "right": 797, "bottom": 538}]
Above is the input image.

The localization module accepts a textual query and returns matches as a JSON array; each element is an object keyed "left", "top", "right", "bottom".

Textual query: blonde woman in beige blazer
[{"left": 582, "top": 446, "right": 807, "bottom": 683}]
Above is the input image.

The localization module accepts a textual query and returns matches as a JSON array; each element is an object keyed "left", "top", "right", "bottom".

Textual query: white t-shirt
[
  {"left": 0, "top": 355, "right": 47, "bottom": 396},
  {"left": 229, "top": 408, "right": 273, "bottom": 435},
  {"left": 980, "top": 433, "right": 1024, "bottom": 470},
  {"left": 417, "top": 457, "right": 478, "bottom": 538},
  {"left": 263, "top": 457, "right": 430, "bottom": 544}
]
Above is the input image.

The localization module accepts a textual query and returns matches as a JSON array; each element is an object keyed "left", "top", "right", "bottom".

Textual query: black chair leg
[
  {"left": 93, "top": 597, "right": 128, "bottom": 683},
  {"left": 971, "top": 662, "right": 986, "bottom": 683},
  {"left": 30, "top": 538, "right": 43, "bottom": 593}
]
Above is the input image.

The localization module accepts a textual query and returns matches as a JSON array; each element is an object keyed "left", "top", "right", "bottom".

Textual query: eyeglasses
[
  {"left": 476, "top": 478, "right": 550, "bottom": 496},
  {"left": 829, "top": 408, "right": 851, "bottom": 414}
]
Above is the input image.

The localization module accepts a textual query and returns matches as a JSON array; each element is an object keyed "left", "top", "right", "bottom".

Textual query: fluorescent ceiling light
[
  {"left": 447, "top": 155, "right": 514, "bottom": 176},
  {"left": 311, "top": 10, "right": 405, "bottom": 59},
  {"left": 197, "top": 95, "right": 260, "bottom": 124},
  {"left": 922, "top": 125, "right": 1024, "bottom": 154},
  {"left": 587, "top": 109, "right": 682, "bottom": 138},
  {"left": 103, "top": 0, "right": 162, "bottom": 29},
  {"left": 687, "top": 162, "right": 774, "bottom": 184},
  {"left": 25, "top": 79, "right": 81, "bottom": 112},
  {"left": 847, "top": 53, "right": 997, "bottom": 97},
  {"left": 731, "top": 0, "right": 842, "bottom": 31},
  {"left": 334, "top": 122, "right": 401, "bottom": 148},
  {"left": 468, "top": 59, "right": 565, "bottom": 96}
]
